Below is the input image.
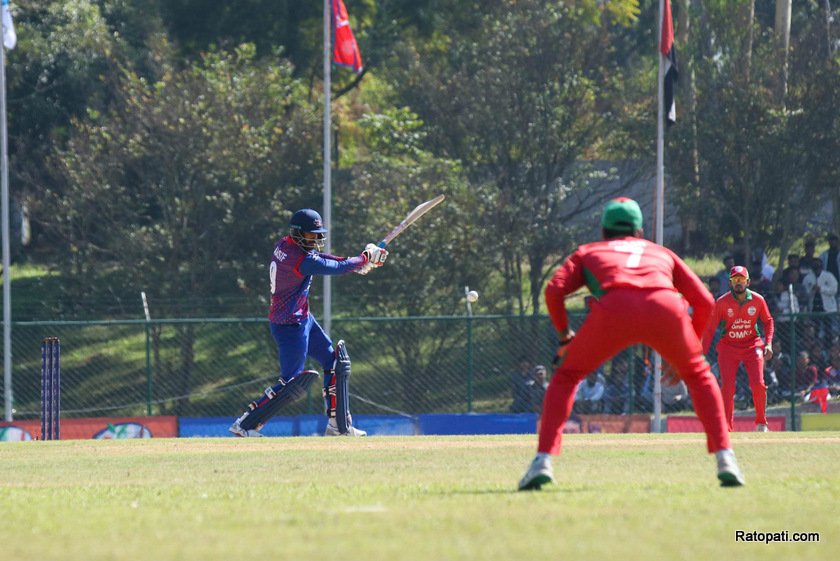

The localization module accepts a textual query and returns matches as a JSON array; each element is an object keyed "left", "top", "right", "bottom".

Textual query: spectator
[
  {"left": 730, "top": 237, "right": 748, "bottom": 269},
  {"left": 764, "top": 351, "right": 790, "bottom": 404},
  {"left": 641, "top": 365, "right": 690, "bottom": 412},
  {"left": 820, "top": 233, "right": 840, "bottom": 279},
  {"left": 714, "top": 255, "right": 736, "bottom": 297},
  {"left": 708, "top": 276, "right": 722, "bottom": 298},
  {"left": 749, "top": 260, "right": 772, "bottom": 295},
  {"left": 801, "top": 362, "right": 832, "bottom": 413},
  {"left": 752, "top": 247, "right": 774, "bottom": 286},
  {"left": 603, "top": 354, "right": 635, "bottom": 414},
  {"left": 802, "top": 258, "right": 839, "bottom": 344},
  {"left": 770, "top": 279, "right": 790, "bottom": 318},
  {"left": 780, "top": 266, "right": 809, "bottom": 311},
  {"left": 511, "top": 356, "right": 536, "bottom": 413},
  {"left": 761, "top": 261, "right": 775, "bottom": 286},
  {"left": 830, "top": 338, "right": 840, "bottom": 365},
  {"left": 820, "top": 233, "right": 840, "bottom": 307},
  {"left": 574, "top": 371, "right": 606, "bottom": 414},
  {"left": 785, "top": 252, "right": 801, "bottom": 273},
  {"left": 800, "top": 321, "right": 829, "bottom": 370},
  {"left": 793, "top": 350, "right": 819, "bottom": 396},
  {"left": 823, "top": 346, "right": 840, "bottom": 394},
  {"left": 800, "top": 238, "right": 817, "bottom": 279},
  {"left": 531, "top": 365, "right": 549, "bottom": 413}
]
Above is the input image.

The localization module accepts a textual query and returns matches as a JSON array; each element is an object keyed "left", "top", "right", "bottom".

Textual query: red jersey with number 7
[
  {"left": 545, "top": 237, "right": 714, "bottom": 340},
  {"left": 702, "top": 290, "right": 774, "bottom": 353}
]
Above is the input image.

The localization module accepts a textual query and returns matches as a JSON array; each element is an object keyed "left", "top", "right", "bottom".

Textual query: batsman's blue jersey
[{"left": 269, "top": 236, "right": 367, "bottom": 324}]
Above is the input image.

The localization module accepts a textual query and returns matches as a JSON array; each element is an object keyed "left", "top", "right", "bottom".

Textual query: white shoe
[
  {"left": 324, "top": 417, "right": 367, "bottom": 437},
  {"left": 716, "top": 449, "right": 745, "bottom": 487},
  {"left": 229, "top": 419, "right": 265, "bottom": 438},
  {"left": 755, "top": 423, "right": 769, "bottom": 432},
  {"left": 518, "top": 454, "right": 555, "bottom": 491}
]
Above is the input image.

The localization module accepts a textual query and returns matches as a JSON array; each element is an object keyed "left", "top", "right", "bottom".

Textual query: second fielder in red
[{"left": 703, "top": 265, "right": 774, "bottom": 432}]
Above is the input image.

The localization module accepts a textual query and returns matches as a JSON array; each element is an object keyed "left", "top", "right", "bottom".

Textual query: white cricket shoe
[
  {"left": 518, "top": 454, "right": 555, "bottom": 491},
  {"left": 324, "top": 417, "right": 367, "bottom": 437},
  {"left": 229, "top": 419, "right": 265, "bottom": 438},
  {"left": 716, "top": 449, "right": 745, "bottom": 487},
  {"left": 755, "top": 423, "right": 769, "bottom": 432}
]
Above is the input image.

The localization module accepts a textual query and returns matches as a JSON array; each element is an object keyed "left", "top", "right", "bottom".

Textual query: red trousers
[
  {"left": 539, "top": 288, "right": 730, "bottom": 455},
  {"left": 716, "top": 343, "right": 767, "bottom": 430}
]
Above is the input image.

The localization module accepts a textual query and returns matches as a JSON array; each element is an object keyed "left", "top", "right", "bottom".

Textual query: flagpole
[
  {"left": 652, "top": 0, "right": 666, "bottom": 433},
  {"left": 323, "top": 0, "right": 332, "bottom": 336},
  {"left": 1, "top": 26, "right": 11, "bottom": 421}
]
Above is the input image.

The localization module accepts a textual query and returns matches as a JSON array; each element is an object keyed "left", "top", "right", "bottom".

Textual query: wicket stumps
[{"left": 40, "top": 336, "right": 61, "bottom": 440}]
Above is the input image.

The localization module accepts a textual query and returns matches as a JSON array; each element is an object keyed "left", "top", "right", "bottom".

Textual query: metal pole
[
  {"left": 323, "top": 0, "right": 332, "bottom": 337},
  {"left": 465, "top": 286, "right": 474, "bottom": 412},
  {"left": 790, "top": 315, "right": 797, "bottom": 431},
  {"left": 142, "top": 292, "right": 152, "bottom": 416},
  {"left": 652, "top": 0, "right": 666, "bottom": 433},
  {"left": 1, "top": 21, "right": 12, "bottom": 421}
]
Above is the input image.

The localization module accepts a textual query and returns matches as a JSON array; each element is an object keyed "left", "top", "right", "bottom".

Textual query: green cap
[{"left": 601, "top": 197, "right": 643, "bottom": 233}]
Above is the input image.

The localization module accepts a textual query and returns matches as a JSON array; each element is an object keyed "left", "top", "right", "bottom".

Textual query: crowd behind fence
[{"left": 2, "top": 311, "right": 838, "bottom": 426}]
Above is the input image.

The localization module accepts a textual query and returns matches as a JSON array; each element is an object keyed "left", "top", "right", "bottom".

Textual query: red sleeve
[
  {"left": 670, "top": 250, "right": 715, "bottom": 341},
  {"left": 544, "top": 250, "right": 586, "bottom": 334},
  {"left": 759, "top": 296, "right": 774, "bottom": 347},
  {"left": 702, "top": 299, "right": 722, "bottom": 354}
]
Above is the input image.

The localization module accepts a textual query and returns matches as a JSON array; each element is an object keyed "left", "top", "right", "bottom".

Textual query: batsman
[{"left": 230, "top": 208, "right": 388, "bottom": 437}]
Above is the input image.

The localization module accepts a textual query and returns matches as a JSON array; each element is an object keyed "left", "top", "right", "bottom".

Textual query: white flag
[{"left": 2, "top": 0, "right": 16, "bottom": 50}]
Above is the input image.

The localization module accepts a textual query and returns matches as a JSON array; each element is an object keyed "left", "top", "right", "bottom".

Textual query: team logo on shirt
[
  {"left": 747, "top": 306, "right": 756, "bottom": 316},
  {"left": 274, "top": 247, "right": 287, "bottom": 262},
  {"left": 726, "top": 308, "right": 735, "bottom": 318}
]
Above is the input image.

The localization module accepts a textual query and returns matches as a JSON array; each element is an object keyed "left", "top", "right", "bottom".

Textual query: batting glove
[
  {"left": 355, "top": 261, "right": 375, "bottom": 275},
  {"left": 363, "top": 243, "right": 388, "bottom": 267}
]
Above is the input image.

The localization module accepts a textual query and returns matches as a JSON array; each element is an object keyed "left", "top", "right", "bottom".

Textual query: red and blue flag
[{"left": 660, "top": 0, "right": 678, "bottom": 126}]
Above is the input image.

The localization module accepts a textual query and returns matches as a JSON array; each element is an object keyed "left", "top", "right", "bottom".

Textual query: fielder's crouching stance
[
  {"left": 518, "top": 197, "right": 745, "bottom": 491},
  {"left": 230, "top": 208, "right": 387, "bottom": 437}
]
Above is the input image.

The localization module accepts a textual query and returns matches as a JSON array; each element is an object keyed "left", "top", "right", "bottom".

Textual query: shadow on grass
[{"left": 435, "top": 484, "right": 595, "bottom": 496}]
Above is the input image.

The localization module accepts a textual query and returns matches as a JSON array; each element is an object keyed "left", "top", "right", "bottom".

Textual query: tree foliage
[
  {"left": 3, "top": 0, "right": 839, "bottom": 320},
  {"left": 380, "top": 0, "right": 639, "bottom": 314},
  {"left": 667, "top": 0, "right": 840, "bottom": 268},
  {"left": 47, "top": 44, "right": 321, "bottom": 315}
]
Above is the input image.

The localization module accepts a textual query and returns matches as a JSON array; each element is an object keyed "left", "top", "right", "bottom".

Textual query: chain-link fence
[{"left": 3, "top": 312, "right": 839, "bottom": 424}]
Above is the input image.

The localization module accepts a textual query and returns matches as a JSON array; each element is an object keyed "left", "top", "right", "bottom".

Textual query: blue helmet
[{"left": 289, "top": 209, "right": 327, "bottom": 251}]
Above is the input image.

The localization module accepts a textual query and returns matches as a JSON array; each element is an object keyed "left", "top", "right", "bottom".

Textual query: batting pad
[
  {"left": 239, "top": 370, "right": 319, "bottom": 431},
  {"left": 335, "top": 340, "right": 351, "bottom": 433}
]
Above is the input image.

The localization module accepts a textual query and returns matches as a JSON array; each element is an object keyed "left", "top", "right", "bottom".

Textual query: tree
[
  {"left": 668, "top": 0, "right": 838, "bottom": 268},
  {"left": 45, "top": 44, "right": 322, "bottom": 408},
  {"left": 49, "top": 43, "right": 322, "bottom": 308},
  {"left": 9, "top": 0, "right": 159, "bottom": 255},
  {"left": 383, "top": 0, "right": 639, "bottom": 315}
]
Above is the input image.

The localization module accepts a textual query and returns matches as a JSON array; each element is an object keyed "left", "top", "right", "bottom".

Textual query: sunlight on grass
[{"left": 1, "top": 434, "right": 837, "bottom": 561}]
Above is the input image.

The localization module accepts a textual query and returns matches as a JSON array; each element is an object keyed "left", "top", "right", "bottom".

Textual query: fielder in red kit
[
  {"left": 518, "top": 197, "right": 744, "bottom": 490},
  {"left": 703, "top": 265, "right": 774, "bottom": 432}
]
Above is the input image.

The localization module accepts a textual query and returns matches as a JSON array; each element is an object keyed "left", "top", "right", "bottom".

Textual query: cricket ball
[{"left": 466, "top": 290, "right": 479, "bottom": 303}]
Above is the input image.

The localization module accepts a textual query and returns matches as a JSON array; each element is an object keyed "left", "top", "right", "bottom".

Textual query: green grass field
[{"left": 2, "top": 433, "right": 838, "bottom": 561}]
